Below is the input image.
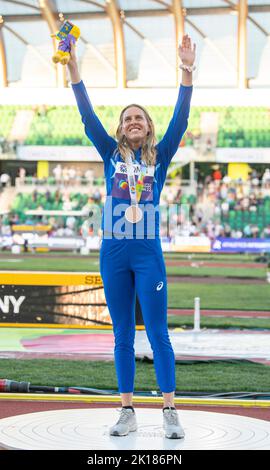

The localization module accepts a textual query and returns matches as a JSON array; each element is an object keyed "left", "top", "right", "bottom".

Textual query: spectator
[
  {"left": 62, "top": 195, "right": 72, "bottom": 211},
  {"left": 66, "top": 215, "right": 76, "bottom": 230},
  {"left": 23, "top": 239, "right": 29, "bottom": 253},
  {"left": 92, "top": 188, "right": 101, "bottom": 203},
  {"left": 18, "top": 167, "right": 26, "bottom": 185},
  {"left": 223, "top": 176, "right": 231, "bottom": 184},
  {"left": 250, "top": 225, "right": 259, "bottom": 238},
  {"left": 212, "top": 165, "right": 222, "bottom": 182},
  {"left": 262, "top": 168, "right": 270, "bottom": 186},
  {"left": 243, "top": 224, "right": 252, "bottom": 237},
  {"left": 85, "top": 168, "right": 94, "bottom": 185},
  {"left": 53, "top": 164, "right": 62, "bottom": 185},
  {"left": 224, "top": 224, "right": 231, "bottom": 237},
  {"left": 0, "top": 173, "right": 10, "bottom": 188},
  {"left": 62, "top": 167, "right": 70, "bottom": 186},
  {"left": 262, "top": 225, "right": 270, "bottom": 238},
  {"left": 214, "top": 222, "right": 224, "bottom": 237},
  {"left": 206, "top": 138, "right": 212, "bottom": 152},
  {"left": 68, "top": 166, "right": 77, "bottom": 185}
]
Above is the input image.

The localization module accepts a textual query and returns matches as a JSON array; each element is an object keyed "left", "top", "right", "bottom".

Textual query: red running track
[
  {"left": 0, "top": 400, "right": 269, "bottom": 424},
  {"left": 166, "top": 260, "right": 267, "bottom": 268}
]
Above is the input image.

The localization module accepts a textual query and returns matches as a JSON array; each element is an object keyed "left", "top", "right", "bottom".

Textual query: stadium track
[
  {"left": 166, "top": 260, "right": 268, "bottom": 269},
  {"left": 167, "top": 276, "right": 267, "bottom": 284},
  {"left": 168, "top": 308, "right": 270, "bottom": 317}
]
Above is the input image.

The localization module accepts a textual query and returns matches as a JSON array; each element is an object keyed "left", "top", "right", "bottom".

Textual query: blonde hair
[{"left": 114, "top": 104, "right": 157, "bottom": 166}]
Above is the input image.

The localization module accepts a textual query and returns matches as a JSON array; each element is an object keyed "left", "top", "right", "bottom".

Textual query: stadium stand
[
  {"left": 6, "top": 187, "right": 102, "bottom": 238},
  {"left": 0, "top": 106, "right": 17, "bottom": 139},
  {"left": 1, "top": 103, "right": 270, "bottom": 241},
  {"left": 185, "top": 176, "right": 270, "bottom": 239},
  {"left": 1, "top": 105, "right": 270, "bottom": 148},
  {"left": 2, "top": 171, "right": 270, "bottom": 241}
]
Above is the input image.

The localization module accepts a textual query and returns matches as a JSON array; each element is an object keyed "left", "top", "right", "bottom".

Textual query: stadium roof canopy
[{"left": 0, "top": 0, "right": 270, "bottom": 89}]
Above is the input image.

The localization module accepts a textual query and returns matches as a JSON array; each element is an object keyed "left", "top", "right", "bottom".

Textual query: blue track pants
[{"left": 100, "top": 238, "right": 176, "bottom": 393}]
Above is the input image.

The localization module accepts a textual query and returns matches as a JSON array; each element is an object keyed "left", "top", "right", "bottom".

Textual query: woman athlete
[{"left": 68, "top": 34, "right": 195, "bottom": 439}]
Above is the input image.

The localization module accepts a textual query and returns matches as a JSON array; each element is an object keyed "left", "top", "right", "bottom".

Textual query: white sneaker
[
  {"left": 163, "top": 408, "right": 185, "bottom": 439},
  {"left": 109, "top": 408, "right": 137, "bottom": 436}
]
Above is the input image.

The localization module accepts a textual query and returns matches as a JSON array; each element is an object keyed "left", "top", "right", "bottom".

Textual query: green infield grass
[
  {"left": 0, "top": 253, "right": 267, "bottom": 279},
  {"left": 167, "top": 283, "right": 270, "bottom": 311},
  {"left": 166, "top": 266, "right": 267, "bottom": 278},
  {"left": 0, "top": 253, "right": 269, "bottom": 327}
]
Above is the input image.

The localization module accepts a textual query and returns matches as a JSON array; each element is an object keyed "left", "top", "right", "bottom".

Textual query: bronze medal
[{"left": 125, "top": 205, "right": 143, "bottom": 223}]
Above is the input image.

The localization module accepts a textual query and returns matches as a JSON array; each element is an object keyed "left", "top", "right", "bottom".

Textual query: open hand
[{"left": 178, "top": 34, "right": 196, "bottom": 66}]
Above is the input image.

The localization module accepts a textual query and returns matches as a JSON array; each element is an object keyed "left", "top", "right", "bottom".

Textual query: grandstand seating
[
  {"left": 25, "top": 105, "right": 122, "bottom": 146},
  {"left": 221, "top": 198, "right": 270, "bottom": 236},
  {"left": 9, "top": 190, "right": 93, "bottom": 233},
  {"left": 11, "top": 191, "right": 90, "bottom": 215},
  {"left": 7, "top": 181, "right": 270, "bottom": 238},
  {"left": 216, "top": 107, "right": 270, "bottom": 148},
  {"left": 1, "top": 105, "right": 270, "bottom": 147},
  {"left": 0, "top": 106, "right": 18, "bottom": 139}
]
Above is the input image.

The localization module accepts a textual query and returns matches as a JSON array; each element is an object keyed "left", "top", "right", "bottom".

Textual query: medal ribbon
[{"left": 126, "top": 154, "right": 145, "bottom": 205}]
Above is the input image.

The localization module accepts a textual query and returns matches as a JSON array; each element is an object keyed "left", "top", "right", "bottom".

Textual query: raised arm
[
  {"left": 67, "top": 43, "right": 117, "bottom": 161},
  {"left": 157, "top": 35, "right": 195, "bottom": 168}
]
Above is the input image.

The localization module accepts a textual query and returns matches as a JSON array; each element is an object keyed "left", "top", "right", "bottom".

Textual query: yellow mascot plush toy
[{"left": 51, "top": 20, "right": 80, "bottom": 65}]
